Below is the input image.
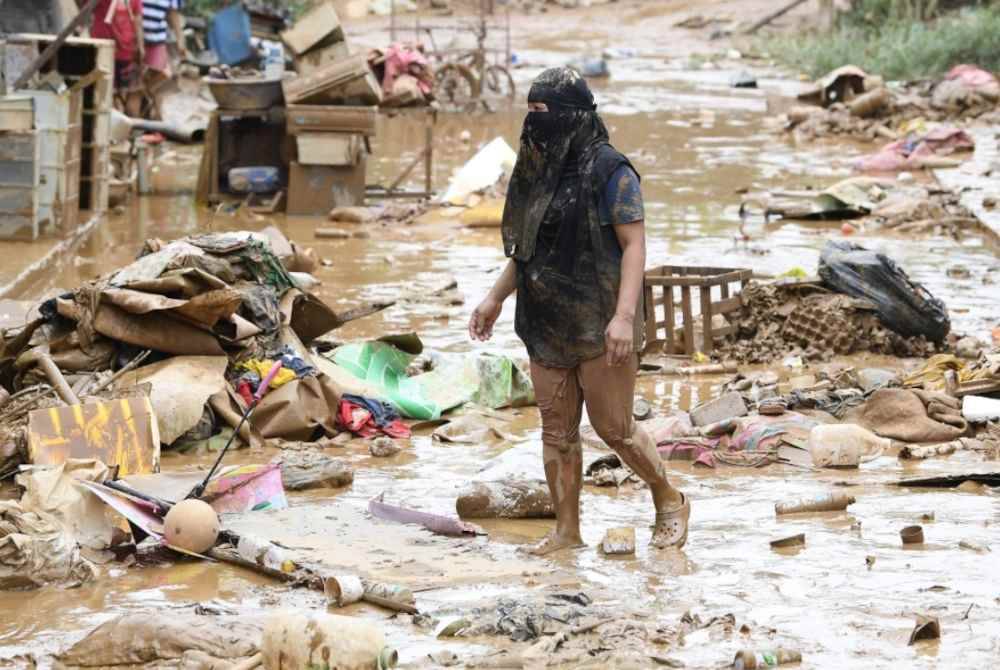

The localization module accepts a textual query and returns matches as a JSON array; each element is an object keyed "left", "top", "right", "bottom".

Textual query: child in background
[{"left": 86, "top": 0, "right": 144, "bottom": 117}]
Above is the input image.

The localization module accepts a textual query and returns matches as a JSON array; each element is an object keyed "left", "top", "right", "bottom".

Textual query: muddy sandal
[
  {"left": 522, "top": 531, "right": 586, "bottom": 556},
  {"left": 651, "top": 493, "right": 690, "bottom": 549}
]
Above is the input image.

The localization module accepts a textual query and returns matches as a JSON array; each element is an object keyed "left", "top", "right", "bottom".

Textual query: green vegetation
[{"left": 763, "top": 1, "right": 1000, "bottom": 81}]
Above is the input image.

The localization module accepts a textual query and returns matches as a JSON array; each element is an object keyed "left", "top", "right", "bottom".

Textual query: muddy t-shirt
[{"left": 515, "top": 162, "right": 645, "bottom": 368}]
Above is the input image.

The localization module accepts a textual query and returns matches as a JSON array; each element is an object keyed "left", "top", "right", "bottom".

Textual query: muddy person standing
[{"left": 469, "top": 67, "right": 689, "bottom": 554}]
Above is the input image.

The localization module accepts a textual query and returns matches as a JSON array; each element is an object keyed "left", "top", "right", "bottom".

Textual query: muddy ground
[{"left": 2, "top": 1, "right": 1000, "bottom": 668}]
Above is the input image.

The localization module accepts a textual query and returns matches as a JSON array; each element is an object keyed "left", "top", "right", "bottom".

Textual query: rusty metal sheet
[{"left": 27, "top": 397, "right": 160, "bottom": 475}]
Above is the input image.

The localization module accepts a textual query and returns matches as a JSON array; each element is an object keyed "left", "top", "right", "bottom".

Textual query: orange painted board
[{"left": 27, "top": 397, "right": 160, "bottom": 475}]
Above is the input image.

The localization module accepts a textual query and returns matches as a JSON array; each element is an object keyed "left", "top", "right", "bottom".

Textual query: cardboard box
[
  {"left": 295, "top": 39, "right": 351, "bottom": 76},
  {"left": 296, "top": 132, "right": 362, "bottom": 166},
  {"left": 280, "top": 2, "right": 344, "bottom": 56},
  {"left": 287, "top": 158, "right": 366, "bottom": 216},
  {"left": 286, "top": 104, "right": 377, "bottom": 136},
  {"left": 282, "top": 53, "right": 382, "bottom": 106}
]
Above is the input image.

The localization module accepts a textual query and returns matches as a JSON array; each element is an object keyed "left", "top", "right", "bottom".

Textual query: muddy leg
[
  {"left": 580, "top": 354, "right": 687, "bottom": 547},
  {"left": 528, "top": 361, "right": 585, "bottom": 556}
]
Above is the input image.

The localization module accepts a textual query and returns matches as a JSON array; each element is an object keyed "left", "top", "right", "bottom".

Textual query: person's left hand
[{"left": 605, "top": 314, "right": 634, "bottom": 367}]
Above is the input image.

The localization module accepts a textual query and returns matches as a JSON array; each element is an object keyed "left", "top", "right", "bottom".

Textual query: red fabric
[
  {"left": 337, "top": 399, "right": 411, "bottom": 439},
  {"left": 380, "top": 44, "right": 433, "bottom": 96},
  {"left": 944, "top": 64, "right": 999, "bottom": 91},
  {"left": 855, "top": 127, "right": 974, "bottom": 172},
  {"left": 237, "top": 380, "right": 254, "bottom": 407},
  {"left": 91, "top": 0, "right": 142, "bottom": 62}
]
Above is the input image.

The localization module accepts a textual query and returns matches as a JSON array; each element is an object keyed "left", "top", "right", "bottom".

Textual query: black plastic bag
[{"left": 818, "top": 240, "right": 950, "bottom": 342}]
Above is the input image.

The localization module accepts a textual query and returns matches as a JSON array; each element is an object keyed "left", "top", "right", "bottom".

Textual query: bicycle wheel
[
  {"left": 435, "top": 63, "right": 477, "bottom": 110},
  {"left": 483, "top": 64, "right": 516, "bottom": 102}
]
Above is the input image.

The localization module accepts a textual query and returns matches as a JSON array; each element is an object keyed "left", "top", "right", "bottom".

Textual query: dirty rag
[
  {"left": 850, "top": 388, "right": 967, "bottom": 443},
  {"left": 854, "top": 127, "right": 974, "bottom": 172},
  {"left": 338, "top": 394, "right": 410, "bottom": 438}
]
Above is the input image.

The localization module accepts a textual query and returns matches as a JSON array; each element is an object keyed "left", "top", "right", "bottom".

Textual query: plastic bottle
[
  {"left": 262, "top": 41, "right": 284, "bottom": 79},
  {"left": 733, "top": 648, "right": 802, "bottom": 669}
]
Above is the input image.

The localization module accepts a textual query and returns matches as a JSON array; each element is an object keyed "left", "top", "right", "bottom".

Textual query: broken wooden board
[{"left": 27, "top": 397, "right": 160, "bottom": 475}]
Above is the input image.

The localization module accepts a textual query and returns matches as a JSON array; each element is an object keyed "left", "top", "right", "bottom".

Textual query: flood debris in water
[{"left": 782, "top": 64, "right": 1000, "bottom": 143}]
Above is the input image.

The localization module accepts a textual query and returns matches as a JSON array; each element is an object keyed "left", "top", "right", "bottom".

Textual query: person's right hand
[{"left": 469, "top": 296, "right": 502, "bottom": 341}]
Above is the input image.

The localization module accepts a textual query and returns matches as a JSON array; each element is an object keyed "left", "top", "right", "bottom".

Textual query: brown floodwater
[{"left": 3, "top": 15, "right": 1000, "bottom": 669}]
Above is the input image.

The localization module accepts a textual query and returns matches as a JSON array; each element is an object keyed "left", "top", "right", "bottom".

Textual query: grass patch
[{"left": 762, "top": 4, "right": 1000, "bottom": 80}]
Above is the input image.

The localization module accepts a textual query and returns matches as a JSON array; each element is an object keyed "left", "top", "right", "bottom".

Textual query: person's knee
[
  {"left": 541, "top": 427, "right": 581, "bottom": 456},
  {"left": 591, "top": 416, "right": 631, "bottom": 448}
]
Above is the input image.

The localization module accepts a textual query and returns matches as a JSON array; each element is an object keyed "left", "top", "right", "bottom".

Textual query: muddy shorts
[
  {"left": 114, "top": 60, "right": 141, "bottom": 93},
  {"left": 530, "top": 353, "right": 638, "bottom": 453}
]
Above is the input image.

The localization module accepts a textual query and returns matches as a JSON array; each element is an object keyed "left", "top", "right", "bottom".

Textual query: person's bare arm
[
  {"left": 168, "top": 9, "right": 186, "bottom": 58},
  {"left": 605, "top": 221, "right": 645, "bottom": 366},
  {"left": 469, "top": 259, "right": 517, "bottom": 341},
  {"left": 134, "top": 2, "right": 145, "bottom": 63}
]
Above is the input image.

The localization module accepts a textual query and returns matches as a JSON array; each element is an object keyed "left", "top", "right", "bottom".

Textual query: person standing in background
[
  {"left": 142, "top": 0, "right": 187, "bottom": 99},
  {"left": 84, "top": 0, "right": 144, "bottom": 117}
]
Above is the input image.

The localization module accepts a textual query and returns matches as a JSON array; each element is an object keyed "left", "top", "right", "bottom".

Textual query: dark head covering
[{"left": 501, "top": 67, "right": 610, "bottom": 265}]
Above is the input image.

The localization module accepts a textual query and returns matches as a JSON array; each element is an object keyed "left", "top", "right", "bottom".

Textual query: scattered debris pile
[
  {"left": 746, "top": 175, "right": 979, "bottom": 233},
  {"left": 716, "top": 240, "right": 949, "bottom": 364},
  {"left": 782, "top": 64, "right": 1000, "bottom": 143},
  {"left": 718, "top": 280, "right": 936, "bottom": 364}
]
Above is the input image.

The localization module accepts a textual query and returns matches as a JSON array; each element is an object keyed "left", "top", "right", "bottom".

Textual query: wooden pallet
[{"left": 644, "top": 265, "right": 753, "bottom": 356}]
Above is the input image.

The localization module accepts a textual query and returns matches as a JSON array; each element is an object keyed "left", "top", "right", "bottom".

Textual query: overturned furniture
[
  {"left": 644, "top": 265, "right": 753, "bottom": 356},
  {"left": 0, "top": 34, "right": 112, "bottom": 239}
]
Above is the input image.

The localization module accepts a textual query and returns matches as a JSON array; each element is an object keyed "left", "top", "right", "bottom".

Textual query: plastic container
[
  {"left": 900, "top": 525, "right": 924, "bottom": 545},
  {"left": 962, "top": 395, "right": 1000, "bottom": 422},
  {"left": 808, "top": 424, "right": 890, "bottom": 469},
  {"left": 228, "top": 166, "right": 280, "bottom": 194}
]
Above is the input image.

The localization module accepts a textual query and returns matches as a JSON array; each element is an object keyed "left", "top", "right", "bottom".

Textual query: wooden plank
[
  {"left": 681, "top": 286, "right": 694, "bottom": 355},
  {"left": 711, "top": 296, "right": 742, "bottom": 314},
  {"left": 286, "top": 105, "right": 376, "bottom": 136},
  {"left": 700, "top": 285, "right": 713, "bottom": 355},
  {"left": 645, "top": 270, "right": 749, "bottom": 287},
  {"left": 664, "top": 283, "right": 675, "bottom": 354},
  {"left": 644, "top": 283, "right": 656, "bottom": 347},
  {"left": 721, "top": 282, "right": 730, "bottom": 300}
]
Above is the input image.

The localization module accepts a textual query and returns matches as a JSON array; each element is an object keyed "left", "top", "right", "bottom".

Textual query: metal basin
[{"left": 205, "top": 77, "right": 284, "bottom": 111}]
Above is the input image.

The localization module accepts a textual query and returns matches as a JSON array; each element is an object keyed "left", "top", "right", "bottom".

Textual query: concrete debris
[
  {"left": 690, "top": 391, "right": 748, "bottom": 427},
  {"left": 370, "top": 436, "right": 402, "bottom": 457},
  {"left": 717, "top": 280, "right": 937, "bottom": 364},
  {"left": 273, "top": 450, "right": 354, "bottom": 490}
]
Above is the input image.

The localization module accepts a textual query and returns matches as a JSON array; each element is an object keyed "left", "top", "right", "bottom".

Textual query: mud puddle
[{"left": 3, "top": 23, "right": 1000, "bottom": 669}]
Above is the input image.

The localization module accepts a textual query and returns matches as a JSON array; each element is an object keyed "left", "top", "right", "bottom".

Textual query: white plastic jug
[
  {"left": 962, "top": 395, "right": 1000, "bottom": 423},
  {"left": 808, "top": 424, "right": 890, "bottom": 469}
]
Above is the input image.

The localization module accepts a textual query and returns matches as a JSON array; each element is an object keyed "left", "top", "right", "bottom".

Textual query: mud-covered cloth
[{"left": 503, "top": 67, "right": 645, "bottom": 368}]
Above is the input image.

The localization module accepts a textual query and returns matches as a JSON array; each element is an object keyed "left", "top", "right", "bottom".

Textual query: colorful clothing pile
[{"left": 338, "top": 394, "right": 410, "bottom": 438}]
